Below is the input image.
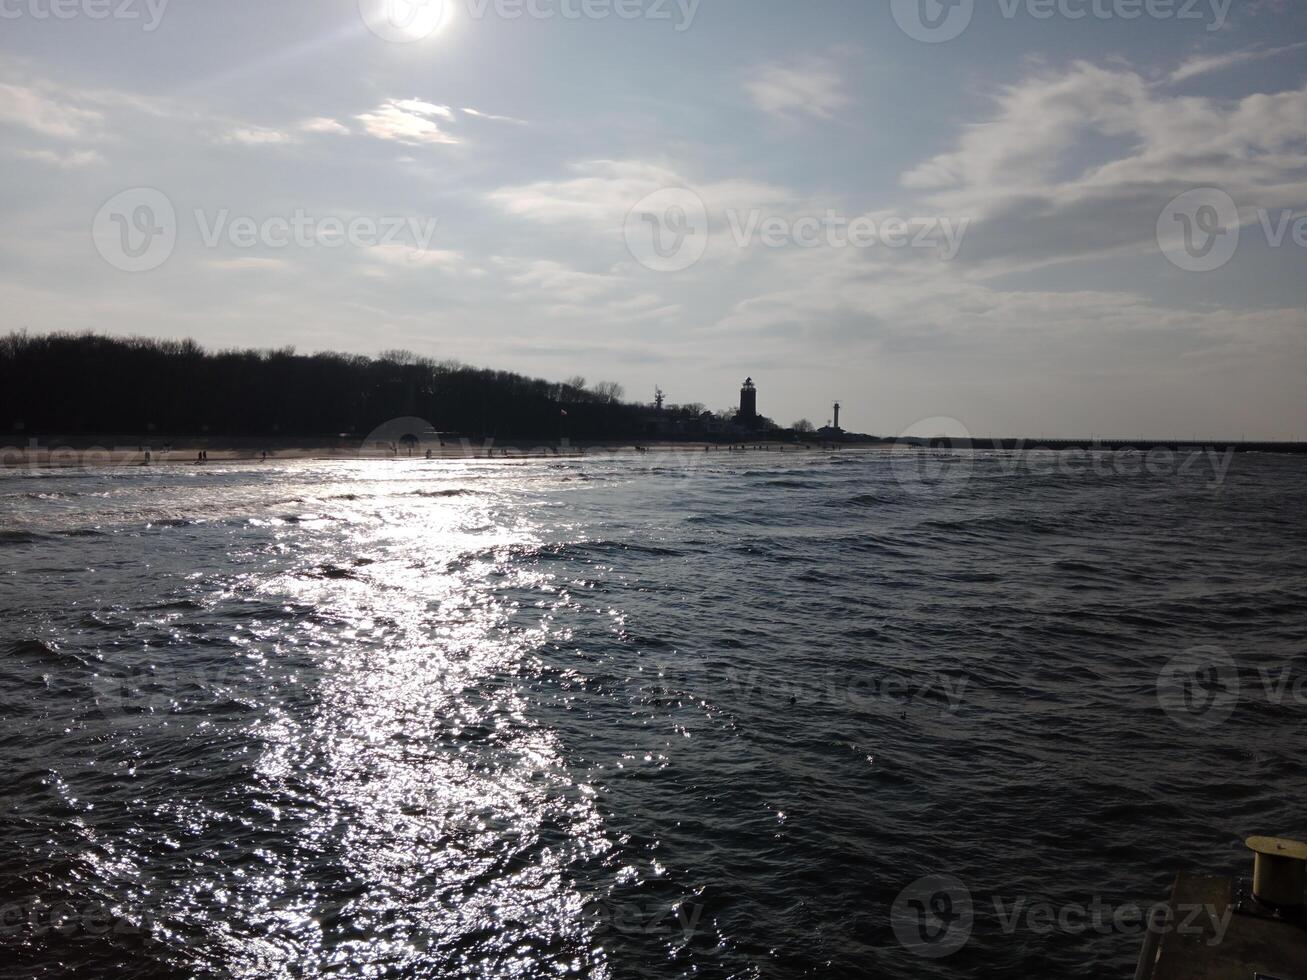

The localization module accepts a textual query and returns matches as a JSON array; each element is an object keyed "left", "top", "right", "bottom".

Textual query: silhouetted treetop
[{"left": 0, "top": 332, "right": 674, "bottom": 440}]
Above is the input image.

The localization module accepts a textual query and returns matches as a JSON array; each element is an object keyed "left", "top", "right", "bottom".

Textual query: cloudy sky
[{"left": 2, "top": 0, "right": 1305, "bottom": 438}]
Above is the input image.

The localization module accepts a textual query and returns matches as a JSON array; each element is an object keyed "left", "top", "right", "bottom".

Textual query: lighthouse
[{"left": 739, "top": 377, "right": 758, "bottom": 424}]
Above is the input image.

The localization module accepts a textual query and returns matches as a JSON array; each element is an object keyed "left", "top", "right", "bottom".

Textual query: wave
[
  {"left": 412, "top": 488, "right": 477, "bottom": 498},
  {"left": 0, "top": 529, "right": 46, "bottom": 545}
]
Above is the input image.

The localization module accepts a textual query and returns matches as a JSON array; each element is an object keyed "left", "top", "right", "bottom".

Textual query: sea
[{"left": 2, "top": 447, "right": 1305, "bottom": 979}]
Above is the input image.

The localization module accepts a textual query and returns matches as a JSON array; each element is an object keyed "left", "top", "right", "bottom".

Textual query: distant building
[
  {"left": 738, "top": 377, "right": 758, "bottom": 425},
  {"left": 817, "top": 401, "right": 845, "bottom": 440}
]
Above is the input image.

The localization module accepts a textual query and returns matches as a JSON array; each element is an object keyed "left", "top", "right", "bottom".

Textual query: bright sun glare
[{"left": 361, "top": 0, "right": 450, "bottom": 43}]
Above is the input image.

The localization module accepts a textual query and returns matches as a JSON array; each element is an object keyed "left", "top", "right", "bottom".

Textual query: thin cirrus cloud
[
  {"left": 14, "top": 147, "right": 104, "bottom": 168},
  {"left": 744, "top": 58, "right": 851, "bottom": 122},
  {"left": 0, "top": 81, "right": 104, "bottom": 139},
  {"left": 460, "top": 107, "right": 526, "bottom": 125},
  {"left": 489, "top": 159, "right": 790, "bottom": 230},
  {"left": 1168, "top": 41, "right": 1307, "bottom": 83}
]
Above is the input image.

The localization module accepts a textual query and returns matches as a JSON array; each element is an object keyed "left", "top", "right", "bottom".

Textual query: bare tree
[
  {"left": 592, "top": 381, "right": 624, "bottom": 404},
  {"left": 792, "top": 419, "right": 815, "bottom": 434}
]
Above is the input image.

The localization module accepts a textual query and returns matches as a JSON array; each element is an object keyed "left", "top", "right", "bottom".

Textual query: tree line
[{"left": 0, "top": 332, "right": 696, "bottom": 441}]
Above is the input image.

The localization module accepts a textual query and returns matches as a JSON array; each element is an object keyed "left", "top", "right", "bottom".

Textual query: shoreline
[
  {"left": 4, "top": 436, "right": 1306, "bottom": 470},
  {"left": 0, "top": 439, "right": 859, "bottom": 469}
]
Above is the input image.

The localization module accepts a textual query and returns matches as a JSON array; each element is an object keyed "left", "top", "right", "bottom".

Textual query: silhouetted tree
[{"left": 0, "top": 332, "right": 695, "bottom": 441}]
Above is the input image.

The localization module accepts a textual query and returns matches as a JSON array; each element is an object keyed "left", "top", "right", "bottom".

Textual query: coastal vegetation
[{"left": 0, "top": 332, "right": 719, "bottom": 441}]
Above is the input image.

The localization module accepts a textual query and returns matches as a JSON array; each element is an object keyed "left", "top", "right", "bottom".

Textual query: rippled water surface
[{"left": 2, "top": 450, "right": 1305, "bottom": 979}]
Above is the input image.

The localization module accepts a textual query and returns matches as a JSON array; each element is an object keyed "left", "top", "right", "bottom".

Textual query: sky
[{"left": 1, "top": 0, "right": 1306, "bottom": 439}]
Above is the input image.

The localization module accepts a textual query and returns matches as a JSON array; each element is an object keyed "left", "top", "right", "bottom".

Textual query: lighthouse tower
[{"left": 739, "top": 377, "right": 758, "bottom": 424}]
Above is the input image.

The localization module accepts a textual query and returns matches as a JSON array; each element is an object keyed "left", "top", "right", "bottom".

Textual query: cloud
[
  {"left": 744, "top": 57, "right": 851, "bottom": 122},
  {"left": 488, "top": 159, "right": 787, "bottom": 230},
  {"left": 13, "top": 148, "right": 104, "bottom": 168},
  {"left": 460, "top": 107, "right": 526, "bottom": 125},
  {"left": 222, "top": 125, "right": 294, "bottom": 146},
  {"left": 300, "top": 116, "right": 350, "bottom": 135},
  {"left": 356, "top": 99, "right": 459, "bottom": 145},
  {"left": 0, "top": 81, "right": 104, "bottom": 139},
  {"left": 897, "top": 60, "right": 1307, "bottom": 274},
  {"left": 368, "top": 245, "right": 467, "bottom": 271},
  {"left": 502, "top": 258, "right": 615, "bottom": 302},
  {"left": 1169, "top": 41, "right": 1307, "bottom": 83}
]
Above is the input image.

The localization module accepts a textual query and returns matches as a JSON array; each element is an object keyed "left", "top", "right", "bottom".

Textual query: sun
[{"left": 360, "top": 0, "right": 450, "bottom": 43}]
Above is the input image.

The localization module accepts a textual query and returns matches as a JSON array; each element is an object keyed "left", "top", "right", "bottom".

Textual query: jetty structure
[{"left": 1134, "top": 836, "right": 1307, "bottom": 979}]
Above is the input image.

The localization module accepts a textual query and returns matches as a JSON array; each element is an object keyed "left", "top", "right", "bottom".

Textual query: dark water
[{"left": 2, "top": 449, "right": 1305, "bottom": 979}]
